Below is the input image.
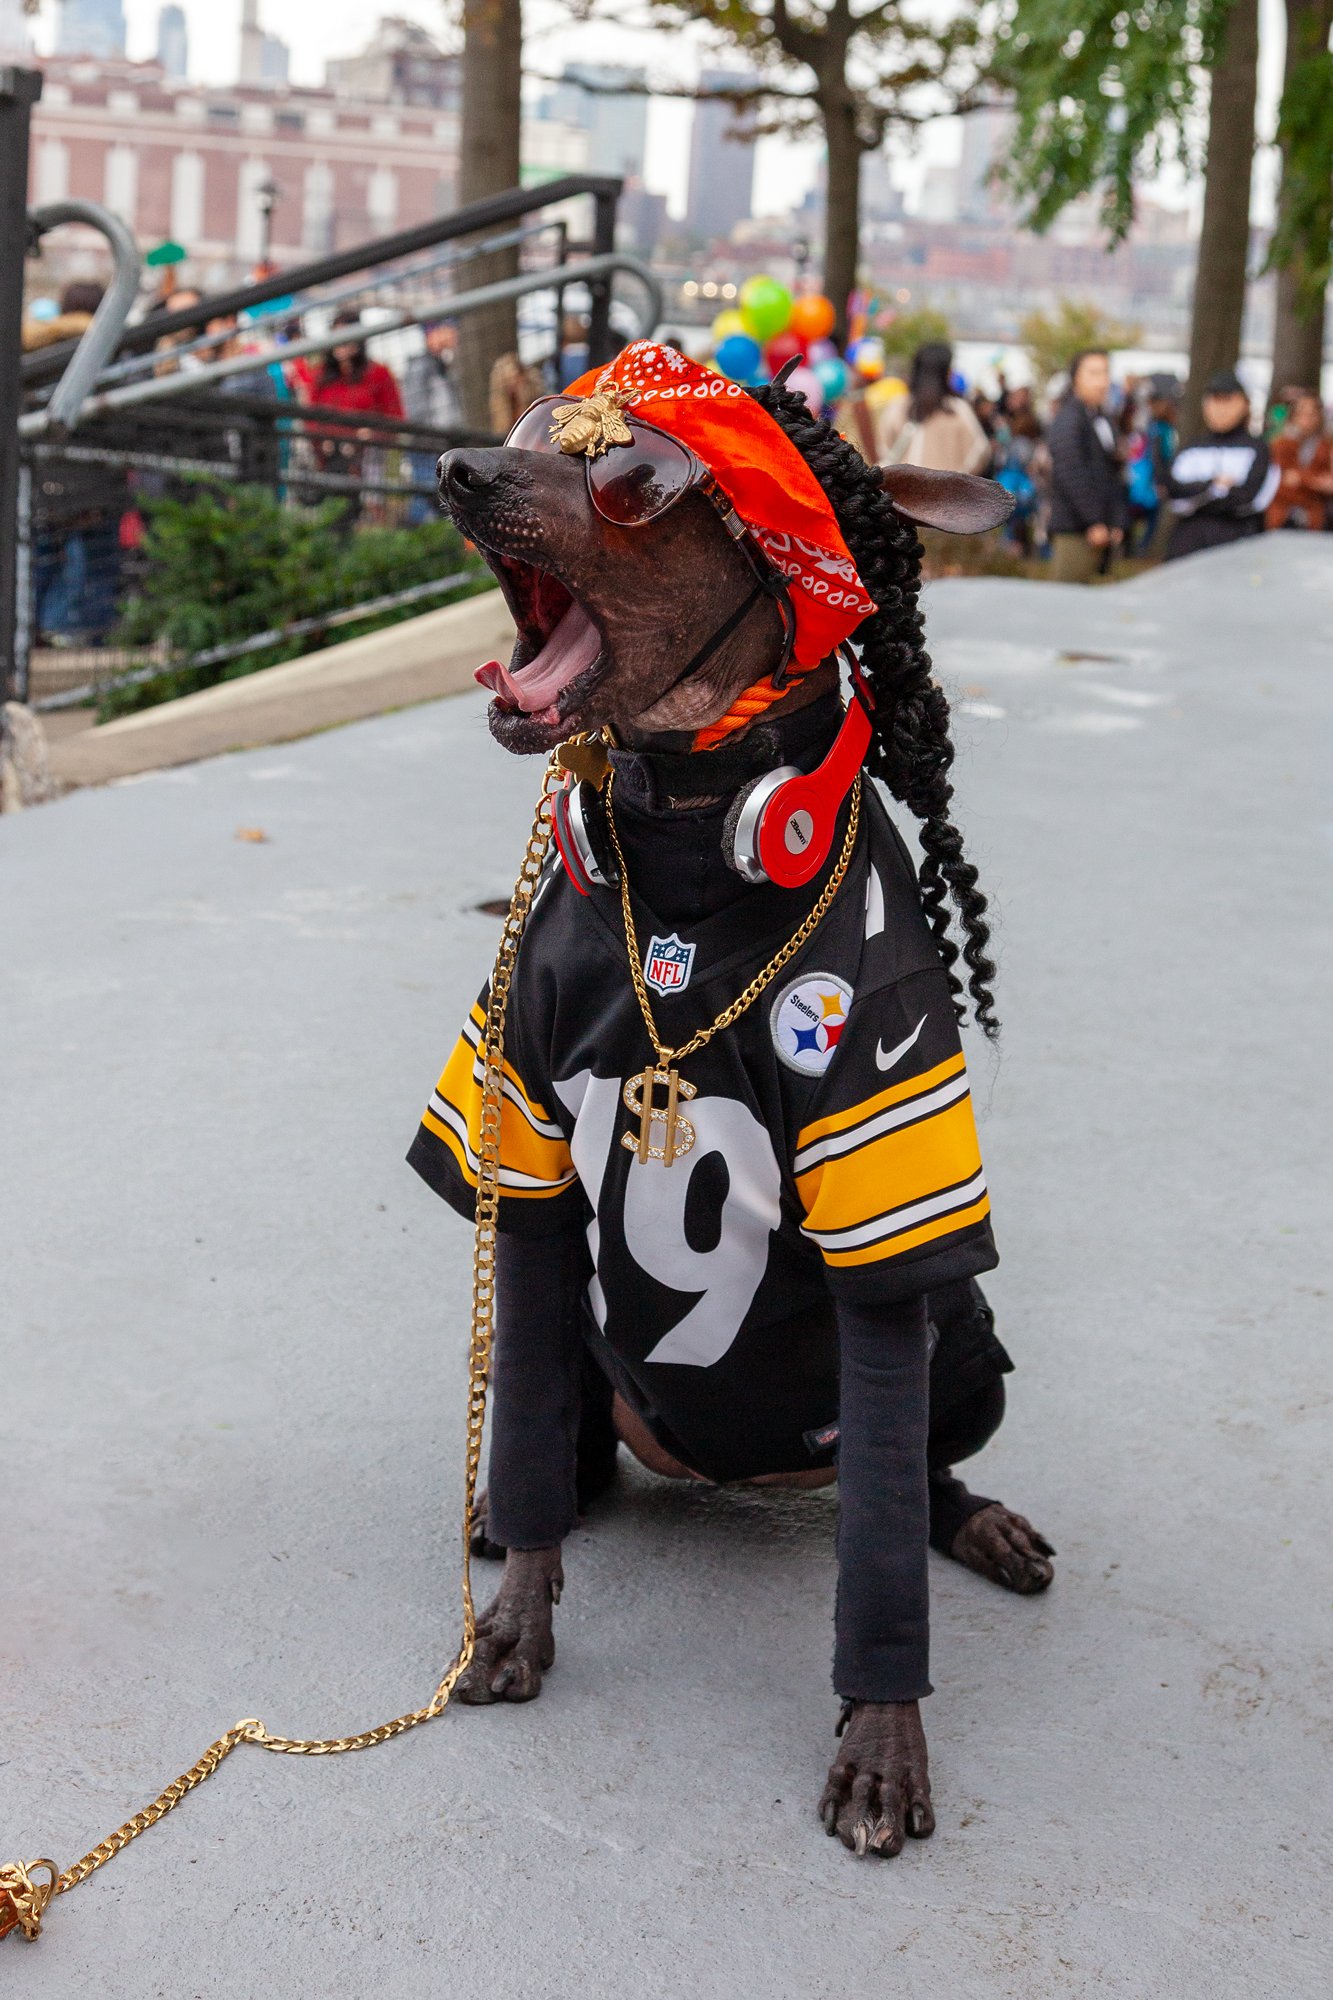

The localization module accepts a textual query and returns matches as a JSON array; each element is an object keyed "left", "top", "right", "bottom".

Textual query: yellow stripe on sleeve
[
  {"left": 796, "top": 1073, "right": 987, "bottom": 1268},
  {"left": 819, "top": 1193, "right": 992, "bottom": 1268},
  {"left": 795, "top": 1052, "right": 966, "bottom": 1152},
  {"left": 422, "top": 1019, "right": 576, "bottom": 1200}
]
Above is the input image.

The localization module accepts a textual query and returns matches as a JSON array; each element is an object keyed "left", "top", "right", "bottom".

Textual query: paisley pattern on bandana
[{"left": 560, "top": 340, "right": 877, "bottom": 671}]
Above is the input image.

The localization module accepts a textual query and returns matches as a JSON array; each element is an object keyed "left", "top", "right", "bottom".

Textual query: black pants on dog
[{"left": 484, "top": 1233, "right": 1011, "bottom": 1702}]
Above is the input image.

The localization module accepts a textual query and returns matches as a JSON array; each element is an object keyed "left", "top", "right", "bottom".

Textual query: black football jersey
[{"left": 409, "top": 785, "right": 997, "bottom": 1482}]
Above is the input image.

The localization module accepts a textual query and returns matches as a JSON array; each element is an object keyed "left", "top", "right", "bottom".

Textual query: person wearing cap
[{"left": 1163, "top": 370, "right": 1278, "bottom": 562}]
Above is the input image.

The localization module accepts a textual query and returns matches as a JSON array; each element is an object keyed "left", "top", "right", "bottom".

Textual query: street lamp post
[{"left": 256, "top": 178, "right": 281, "bottom": 271}]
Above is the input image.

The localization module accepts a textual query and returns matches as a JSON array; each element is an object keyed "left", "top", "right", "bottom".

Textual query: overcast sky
[
  {"left": 30, "top": 0, "right": 1291, "bottom": 225},
  {"left": 29, "top": 0, "right": 976, "bottom": 218}
]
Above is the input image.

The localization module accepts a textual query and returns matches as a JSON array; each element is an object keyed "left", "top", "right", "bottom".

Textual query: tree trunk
[
  {"left": 1270, "top": 0, "right": 1333, "bottom": 402},
  {"left": 1182, "top": 0, "right": 1260, "bottom": 436},
  {"left": 456, "top": 0, "right": 523, "bottom": 430},
  {"left": 820, "top": 83, "right": 863, "bottom": 349}
]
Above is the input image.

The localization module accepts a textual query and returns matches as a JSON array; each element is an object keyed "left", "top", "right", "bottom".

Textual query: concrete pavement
[{"left": 3, "top": 536, "right": 1330, "bottom": 1997}]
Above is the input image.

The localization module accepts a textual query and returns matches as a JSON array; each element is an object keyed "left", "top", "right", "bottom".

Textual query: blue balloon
[
  {"left": 715, "top": 332, "right": 762, "bottom": 381},
  {"left": 815, "top": 355, "right": 849, "bottom": 402}
]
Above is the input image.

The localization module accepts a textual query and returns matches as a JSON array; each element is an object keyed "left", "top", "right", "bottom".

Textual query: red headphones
[
  {"left": 722, "top": 652, "right": 872, "bottom": 888},
  {"left": 551, "top": 651, "right": 873, "bottom": 897},
  {"left": 552, "top": 774, "right": 616, "bottom": 895}
]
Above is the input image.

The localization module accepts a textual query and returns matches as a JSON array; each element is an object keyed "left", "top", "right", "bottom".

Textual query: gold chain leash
[
  {"left": 605, "top": 770, "right": 862, "bottom": 1070},
  {"left": 1, "top": 755, "right": 566, "bottom": 1944}
]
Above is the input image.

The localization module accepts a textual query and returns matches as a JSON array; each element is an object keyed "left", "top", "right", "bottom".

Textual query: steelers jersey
[{"left": 409, "top": 785, "right": 997, "bottom": 1482}]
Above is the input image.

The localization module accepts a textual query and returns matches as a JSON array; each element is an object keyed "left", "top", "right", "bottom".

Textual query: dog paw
[
  {"left": 456, "top": 1548, "right": 562, "bottom": 1704},
  {"left": 951, "top": 1502, "right": 1054, "bottom": 1594},
  {"left": 818, "top": 1700, "right": 935, "bottom": 1858}
]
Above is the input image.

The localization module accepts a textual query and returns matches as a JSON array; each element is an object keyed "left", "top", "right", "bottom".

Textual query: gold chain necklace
[{"left": 604, "top": 770, "right": 861, "bottom": 1167}]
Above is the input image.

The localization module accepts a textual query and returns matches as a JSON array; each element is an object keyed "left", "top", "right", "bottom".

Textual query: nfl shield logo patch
[{"left": 643, "top": 932, "right": 696, "bottom": 995}]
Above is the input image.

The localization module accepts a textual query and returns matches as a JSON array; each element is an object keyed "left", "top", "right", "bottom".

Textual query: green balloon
[{"left": 739, "top": 276, "right": 793, "bottom": 344}]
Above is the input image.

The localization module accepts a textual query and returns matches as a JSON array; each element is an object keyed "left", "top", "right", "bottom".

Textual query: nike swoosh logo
[{"left": 876, "top": 1014, "right": 928, "bottom": 1073}]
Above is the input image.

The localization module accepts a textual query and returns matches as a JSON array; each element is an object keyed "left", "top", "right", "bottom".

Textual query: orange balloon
[{"left": 790, "top": 294, "right": 837, "bottom": 342}]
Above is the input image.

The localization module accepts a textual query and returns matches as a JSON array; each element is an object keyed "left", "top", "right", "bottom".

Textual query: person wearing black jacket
[
  {"left": 1164, "top": 370, "right": 1278, "bottom": 562},
  {"left": 1046, "top": 348, "right": 1126, "bottom": 582}
]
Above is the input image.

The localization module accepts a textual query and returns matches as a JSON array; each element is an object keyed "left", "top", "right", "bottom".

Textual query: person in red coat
[
  {"left": 307, "top": 308, "right": 405, "bottom": 516},
  {"left": 1267, "top": 392, "right": 1333, "bottom": 532}
]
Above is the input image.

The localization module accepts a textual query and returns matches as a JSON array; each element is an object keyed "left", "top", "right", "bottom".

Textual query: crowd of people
[
  {"left": 20, "top": 266, "right": 1332, "bottom": 646},
  {"left": 21, "top": 280, "right": 477, "bottom": 643},
  {"left": 858, "top": 336, "right": 1332, "bottom": 580}
]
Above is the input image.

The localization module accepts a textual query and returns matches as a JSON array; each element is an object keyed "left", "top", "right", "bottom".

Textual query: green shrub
[
  {"left": 875, "top": 303, "right": 953, "bottom": 371},
  {"left": 1020, "top": 300, "right": 1141, "bottom": 390},
  {"left": 102, "top": 482, "right": 490, "bottom": 720}
]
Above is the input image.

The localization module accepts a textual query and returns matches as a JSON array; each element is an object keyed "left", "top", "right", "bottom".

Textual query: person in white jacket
[{"left": 873, "top": 343, "right": 991, "bottom": 475}]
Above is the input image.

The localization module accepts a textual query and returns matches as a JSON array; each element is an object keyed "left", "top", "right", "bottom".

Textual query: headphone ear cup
[
  {"left": 554, "top": 781, "right": 619, "bottom": 896},
  {"left": 722, "top": 774, "right": 767, "bottom": 882},
  {"left": 576, "top": 783, "right": 619, "bottom": 887},
  {"left": 723, "top": 765, "right": 801, "bottom": 884}
]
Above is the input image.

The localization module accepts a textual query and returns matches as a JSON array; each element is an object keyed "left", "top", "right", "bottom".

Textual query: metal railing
[{"left": 4, "top": 151, "right": 663, "bottom": 711}]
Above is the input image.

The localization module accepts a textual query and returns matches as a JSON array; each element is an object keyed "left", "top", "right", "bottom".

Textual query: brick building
[{"left": 25, "top": 53, "right": 466, "bottom": 285}]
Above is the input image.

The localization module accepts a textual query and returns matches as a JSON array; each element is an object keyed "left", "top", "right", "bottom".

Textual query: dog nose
[{"left": 439, "top": 449, "right": 500, "bottom": 501}]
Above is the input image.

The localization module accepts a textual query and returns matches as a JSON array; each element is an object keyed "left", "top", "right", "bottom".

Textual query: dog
[{"left": 411, "top": 343, "right": 1053, "bottom": 1859}]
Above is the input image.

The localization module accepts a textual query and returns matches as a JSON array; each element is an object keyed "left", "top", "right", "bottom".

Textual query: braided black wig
[{"left": 751, "top": 379, "right": 999, "bottom": 1038}]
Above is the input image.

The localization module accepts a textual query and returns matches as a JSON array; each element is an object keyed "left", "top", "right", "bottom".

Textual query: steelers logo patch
[{"left": 770, "top": 973, "right": 854, "bottom": 1077}]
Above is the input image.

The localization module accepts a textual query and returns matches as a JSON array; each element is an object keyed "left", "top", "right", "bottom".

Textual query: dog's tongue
[{"left": 474, "top": 599, "right": 601, "bottom": 714}]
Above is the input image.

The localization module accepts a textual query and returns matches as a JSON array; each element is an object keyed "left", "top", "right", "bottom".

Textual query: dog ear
[{"left": 879, "top": 465, "right": 1015, "bottom": 534}]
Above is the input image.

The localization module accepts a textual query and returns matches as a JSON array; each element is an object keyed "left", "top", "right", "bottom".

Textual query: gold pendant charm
[
  {"left": 621, "top": 1066, "right": 697, "bottom": 1166},
  {"left": 555, "top": 735, "right": 610, "bottom": 790}
]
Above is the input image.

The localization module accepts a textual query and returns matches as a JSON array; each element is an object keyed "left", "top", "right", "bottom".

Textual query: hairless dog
[{"left": 411, "top": 345, "right": 1053, "bottom": 1859}]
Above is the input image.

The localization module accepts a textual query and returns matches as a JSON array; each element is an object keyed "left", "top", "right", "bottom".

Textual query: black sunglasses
[{"left": 506, "top": 394, "right": 798, "bottom": 690}]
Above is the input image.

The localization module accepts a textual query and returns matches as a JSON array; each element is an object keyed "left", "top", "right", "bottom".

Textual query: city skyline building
[
  {"left": 0, "top": 0, "right": 33, "bottom": 60},
  {"left": 956, "top": 104, "right": 1017, "bottom": 225},
  {"left": 541, "top": 63, "right": 647, "bottom": 182},
  {"left": 55, "top": 0, "right": 126, "bottom": 60},
  {"left": 325, "top": 17, "right": 459, "bottom": 110},
  {"left": 239, "top": 0, "right": 288, "bottom": 90},
  {"left": 155, "top": 3, "right": 188, "bottom": 81},
  {"left": 685, "top": 70, "right": 755, "bottom": 246}
]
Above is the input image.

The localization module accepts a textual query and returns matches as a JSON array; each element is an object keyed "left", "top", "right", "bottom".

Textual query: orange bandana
[{"left": 562, "top": 343, "right": 876, "bottom": 709}]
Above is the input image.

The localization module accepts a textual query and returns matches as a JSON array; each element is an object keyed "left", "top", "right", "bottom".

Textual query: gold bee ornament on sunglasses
[{"left": 549, "top": 388, "right": 634, "bottom": 459}]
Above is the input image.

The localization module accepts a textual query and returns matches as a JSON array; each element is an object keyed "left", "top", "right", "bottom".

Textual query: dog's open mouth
[{"left": 475, "top": 555, "right": 605, "bottom": 727}]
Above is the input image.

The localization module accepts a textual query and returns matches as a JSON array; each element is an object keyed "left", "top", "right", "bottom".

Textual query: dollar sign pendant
[{"left": 621, "top": 1066, "right": 697, "bottom": 1166}]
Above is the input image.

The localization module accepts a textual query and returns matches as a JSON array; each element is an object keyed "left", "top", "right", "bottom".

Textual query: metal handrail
[
  {"left": 21, "top": 172, "right": 626, "bottom": 385},
  {"left": 18, "top": 253, "right": 662, "bottom": 436},
  {"left": 50, "top": 217, "right": 563, "bottom": 396},
  {"left": 26, "top": 199, "right": 141, "bottom": 432}
]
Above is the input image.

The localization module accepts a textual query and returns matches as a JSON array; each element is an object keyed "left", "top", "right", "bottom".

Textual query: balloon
[
  {"left": 790, "top": 293, "right": 836, "bottom": 342},
  {"left": 786, "top": 365, "right": 825, "bottom": 414},
  {"left": 807, "top": 337, "right": 838, "bottom": 364},
  {"left": 715, "top": 331, "right": 762, "bottom": 380},
  {"left": 765, "top": 331, "right": 805, "bottom": 373},
  {"left": 814, "top": 355, "right": 849, "bottom": 402},
  {"left": 711, "top": 308, "right": 746, "bottom": 343},
  {"left": 865, "top": 374, "right": 906, "bottom": 410},
  {"left": 738, "top": 275, "right": 793, "bottom": 343},
  {"left": 852, "top": 337, "right": 885, "bottom": 380}
]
